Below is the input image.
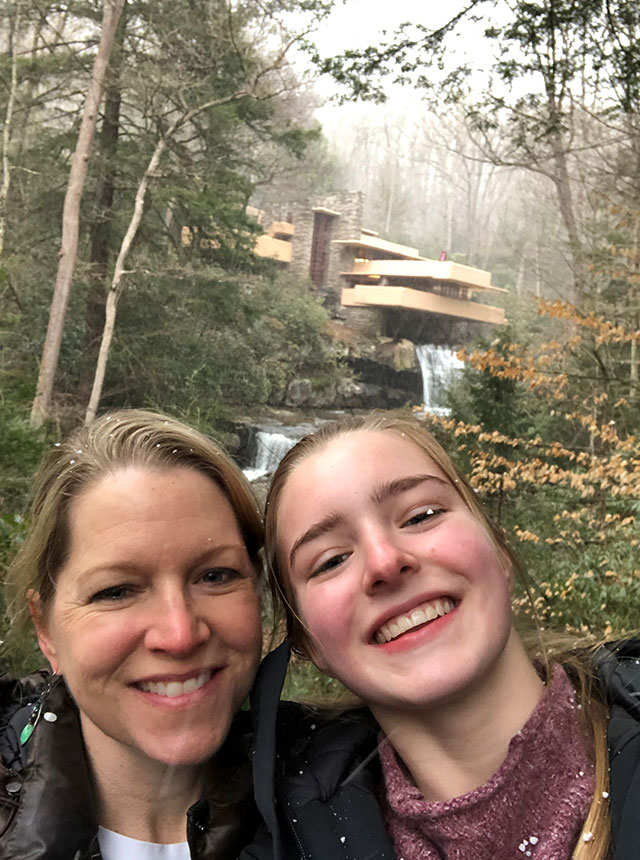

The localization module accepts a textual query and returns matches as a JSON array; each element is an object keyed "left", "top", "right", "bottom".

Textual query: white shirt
[{"left": 98, "top": 827, "right": 191, "bottom": 860}]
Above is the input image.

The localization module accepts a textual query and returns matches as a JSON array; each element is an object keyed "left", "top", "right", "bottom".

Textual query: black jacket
[
  {"left": 248, "top": 640, "right": 640, "bottom": 860},
  {"left": 596, "top": 640, "right": 640, "bottom": 859},
  {"left": 0, "top": 672, "right": 260, "bottom": 860}
]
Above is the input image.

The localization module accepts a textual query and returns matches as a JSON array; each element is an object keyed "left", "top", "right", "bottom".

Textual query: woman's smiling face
[
  {"left": 276, "top": 430, "right": 515, "bottom": 715},
  {"left": 34, "top": 466, "right": 262, "bottom": 770}
]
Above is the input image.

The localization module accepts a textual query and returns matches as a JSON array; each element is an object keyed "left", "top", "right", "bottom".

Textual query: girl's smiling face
[{"left": 276, "top": 430, "right": 516, "bottom": 716}]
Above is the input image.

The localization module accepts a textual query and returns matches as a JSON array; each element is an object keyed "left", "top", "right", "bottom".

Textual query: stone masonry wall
[
  {"left": 321, "top": 191, "right": 364, "bottom": 301},
  {"left": 288, "top": 192, "right": 364, "bottom": 304},
  {"left": 342, "top": 306, "right": 385, "bottom": 339}
]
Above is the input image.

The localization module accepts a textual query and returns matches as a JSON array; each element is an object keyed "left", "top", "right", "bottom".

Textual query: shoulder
[
  {"left": 594, "top": 641, "right": 640, "bottom": 859},
  {"left": 595, "top": 639, "right": 640, "bottom": 722},
  {"left": 275, "top": 700, "right": 379, "bottom": 774},
  {"left": 0, "top": 670, "right": 50, "bottom": 771},
  {"left": 272, "top": 702, "right": 394, "bottom": 859},
  {"left": 0, "top": 670, "right": 50, "bottom": 711}
]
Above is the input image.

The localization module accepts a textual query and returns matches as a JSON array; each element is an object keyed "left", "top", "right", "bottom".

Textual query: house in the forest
[{"left": 251, "top": 191, "right": 507, "bottom": 344}]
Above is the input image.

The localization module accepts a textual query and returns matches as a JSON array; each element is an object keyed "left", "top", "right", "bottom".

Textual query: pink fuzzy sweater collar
[{"left": 378, "top": 666, "right": 594, "bottom": 860}]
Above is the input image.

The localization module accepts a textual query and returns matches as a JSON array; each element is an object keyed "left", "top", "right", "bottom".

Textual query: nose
[
  {"left": 144, "top": 589, "right": 210, "bottom": 656},
  {"left": 362, "top": 526, "right": 418, "bottom": 595}
]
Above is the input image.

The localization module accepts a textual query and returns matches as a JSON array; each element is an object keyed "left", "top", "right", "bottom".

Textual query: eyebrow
[
  {"left": 287, "top": 474, "right": 450, "bottom": 570},
  {"left": 288, "top": 511, "right": 347, "bottom": 570},
  {"left": 371, "top": 473, "right": 450, "bottom": 505}
]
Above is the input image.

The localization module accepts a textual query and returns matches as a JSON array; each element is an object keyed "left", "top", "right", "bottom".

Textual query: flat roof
[
  {"left": 312, "top": 206, "right": 341, "bottom": 216},
  {"left": 254, "top": 234, "right": 292, "bottom": 263},
  {"left": 333, "top": 234, "right": 422, "bottom": 260},
  {"left": 341, "top": 259, "right": 507, "bottom": 293}
]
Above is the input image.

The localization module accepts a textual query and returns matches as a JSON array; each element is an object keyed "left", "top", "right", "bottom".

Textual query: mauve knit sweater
[{"left": 378, "top": 666, "right": 595, "bottom": 860}]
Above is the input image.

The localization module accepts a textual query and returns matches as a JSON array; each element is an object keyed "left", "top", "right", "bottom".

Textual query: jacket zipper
[{"left": 283, "top": 802, "right": 308, "bottom": 860}]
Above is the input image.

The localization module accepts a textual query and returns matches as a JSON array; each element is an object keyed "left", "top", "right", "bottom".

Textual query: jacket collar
[
  {"left": 6, "top": 676, "right": 98, "bottom": 860},
  {"left": 249, "top": 639, "right": 291, "bottom": 860}
]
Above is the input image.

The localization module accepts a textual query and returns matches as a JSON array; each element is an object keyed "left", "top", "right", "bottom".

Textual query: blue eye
[
  {"left": 89, "top": 584, "right": 132, "bottom": 603},
  {"left": 200, "top": 568, "right": 239, "bottom": 585}
]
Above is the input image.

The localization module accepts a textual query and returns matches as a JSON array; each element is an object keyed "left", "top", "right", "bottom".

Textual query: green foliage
[
  {"left": 0, "top": 387, "right": 47, "bottom": 511},
  {"left": 282, "top": 656, "right": 351, "bottom": 705},
  {"left": 0, "top": 387, "right": 48, "bottom": 672},
  {"left": 98, "top": 267, "right": 340, "bottom": 417}
]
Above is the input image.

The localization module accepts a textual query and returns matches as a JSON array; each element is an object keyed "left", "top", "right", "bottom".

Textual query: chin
[{"left": 142, "top": 734, "right": 225, "bottom": 768}]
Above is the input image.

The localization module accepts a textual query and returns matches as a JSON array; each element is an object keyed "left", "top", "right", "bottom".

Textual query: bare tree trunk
[
  {"left": 549, "top": 123, "right": 584, "bottom": 302},
  {"left": 81, "top": 2, "right": 127, "bottom": 399},
  {"left": 30, "top": 0, "right": 126, "bottom": 427},
  {"left": 84, "top": 136, "right": 167, "bottom": 425},
  {"left": 515, "top": 242, "right": 527, "bottom": 297},
  {"left": 84, "top": 87, "right": 249, "bottom": 423},
  {"left": 445, "top": 192, "right": 453, "bottom": 253},
  {"left": 0, "top": 2, "right": 21, "bottom": 259},
  {"left": 17, "top": 15, "right": 46, "bottom": 160}
]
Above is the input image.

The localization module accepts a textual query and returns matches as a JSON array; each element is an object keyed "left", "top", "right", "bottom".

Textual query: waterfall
[
  {"left": 415, "top": 344, "right": 464, "bottom": 414},
  {"left": 243, "top": 423, "right": 320, "bottom": 480},
  {"left": 243, "top": 431, "right": 296, "bottom": 481}
]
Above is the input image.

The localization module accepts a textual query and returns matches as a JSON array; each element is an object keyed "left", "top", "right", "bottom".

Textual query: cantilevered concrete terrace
[
  {"left": 336, "top": 234, "right": 507, "bottom": 325},
  {"left": 254, "top": 219, "right": 294, "bottom": 263}
]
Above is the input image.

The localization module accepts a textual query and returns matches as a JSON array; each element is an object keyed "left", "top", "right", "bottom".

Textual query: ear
[{"left": 28, "top": 592, "right": 60, "bottom": 674}]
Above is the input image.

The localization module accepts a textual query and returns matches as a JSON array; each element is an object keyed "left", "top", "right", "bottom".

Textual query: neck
[
  {"left": 372, "top": 629, "right": 544, "bottom": 802},
  {"left": 81, "top": 717, "right": 205, "bottom": 843}
]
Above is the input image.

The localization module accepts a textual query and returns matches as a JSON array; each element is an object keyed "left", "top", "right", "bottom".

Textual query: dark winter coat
[
  {"left": 247, "top": 639, "right": 640, "bottom": 860},
  {"left": 596, "top": 639, "right": 640, "bottom": 859},
  {"left": 0, "top": 672, "right": 260, "bottom": 860}
]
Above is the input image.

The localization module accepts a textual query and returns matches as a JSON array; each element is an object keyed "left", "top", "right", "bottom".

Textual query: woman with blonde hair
[
  {"left": 2, "top": 409, "right": 265, "bottom": 859},
  {"left": 250, "top": 414, "right": 640, "bottom": 860}
]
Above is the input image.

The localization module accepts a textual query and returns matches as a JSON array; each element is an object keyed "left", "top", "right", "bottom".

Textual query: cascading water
[
  {"left": 243, "top": 431, "right": 297, "bottom": 481},
  {"left": 243, "top": 423, "right": 319, "bottom": 481},
  {"left": 415, "top": 344, "right": 464, "bottom": 415}
]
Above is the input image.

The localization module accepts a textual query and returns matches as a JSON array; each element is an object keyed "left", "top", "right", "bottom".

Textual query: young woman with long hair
[{"left": 250, "top": 414, "right": 640, "bottom": 860}]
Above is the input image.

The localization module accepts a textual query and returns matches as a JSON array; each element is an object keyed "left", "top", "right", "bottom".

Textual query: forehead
[
  {"left": 280, "top": 430, "right": 450, "bottom": 510},
  {"left": 68, "top": 465, "right": 234, "bottom": 531}
]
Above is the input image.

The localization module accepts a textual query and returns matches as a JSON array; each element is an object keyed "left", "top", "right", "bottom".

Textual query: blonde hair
[
  {"left": 264, "top": 414, "right": 610, "bottom": 859},
  {"left": 7, "top": 409, "right": 263, "bottom": 635}
]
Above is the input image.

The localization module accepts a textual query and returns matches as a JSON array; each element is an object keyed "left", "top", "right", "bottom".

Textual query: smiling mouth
[
  {"left": 374, "top": 597, "right": 456, "bottom": 644},
  {"left": 136, "top": 670, "right": 214, "bottom": 698}
]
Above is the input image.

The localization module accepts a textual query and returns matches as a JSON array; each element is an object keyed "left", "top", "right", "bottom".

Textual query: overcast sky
[
  {"left": 311, "top": 0, "right": 462, "bottom": 56},
  {"left": 302, "top": 0, "right": 501, "bottom": 129}
]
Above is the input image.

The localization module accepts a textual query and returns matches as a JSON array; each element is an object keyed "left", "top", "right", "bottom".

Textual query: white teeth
[
  {"left": 139, "top": 670, "right": 211, "bottom": 697},
  {"left": 375, "top": 598, "right": 455, "bottom": 644},
  {"left": 410, "top": 609, "right": 427, "bottom": 626},
  {"left": 182, "top": 677, "right": 199, "bottom": 694},
  {"left": 396, "top": 616, "right": 413, "bottom": 634}
]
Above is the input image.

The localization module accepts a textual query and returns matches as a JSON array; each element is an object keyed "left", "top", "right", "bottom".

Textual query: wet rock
[{"left": 285, "top": 378, "right": 312, "bottom": 407}]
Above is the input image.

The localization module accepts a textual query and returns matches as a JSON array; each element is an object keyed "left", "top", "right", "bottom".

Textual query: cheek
[
  {"left": 440, "top": 527, "right": 509, "bottom": 585},
  {"left": 215, "top": 591, "right": 263, "bottom": 657},
  {"left": 297, "top": 579, "right": 357, "bottom": 650},
  {"left": 57, "top": 616, "right": 142, "bottom": 678}
]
